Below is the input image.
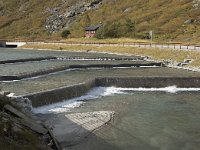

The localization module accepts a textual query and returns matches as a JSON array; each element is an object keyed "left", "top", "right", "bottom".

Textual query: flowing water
[
  {"left": 1, "top": 67, "right": 200, "bottom": 96},
  {"left": 1, "top": 48, "right": 200, "bottom": 150},
  {"left": 0, "top": 59, "right": 143, "bottom": 76},
  {"left": 34, "top": 87, "right": 200, "bottom": 150}
]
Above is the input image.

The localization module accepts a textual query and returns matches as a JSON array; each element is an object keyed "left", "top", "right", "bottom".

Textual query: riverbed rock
[
  {"left": 193, "top": 0, "right": 200, "bottom": 9},
  {"left": 184, "top": 19, "right": 194, "bottom": 24}
]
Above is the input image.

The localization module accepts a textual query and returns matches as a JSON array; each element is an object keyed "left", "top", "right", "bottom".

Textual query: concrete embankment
[
  {"left": 0, "top": 55, "right": 144, "bottom": 65},
  {"left": 95, "top": 77, "right": 200, "bottom": 88},
  {"left": 0, "top": 56, "right": 57, "bottom": 64},
  {"left": 0, "top": 62, "right": 163, "bottom": 81},
  {"left": 24, "top": 79, "right": 96, "bottom": 107},
  {"left": 23, "top": 77, "right": 200, "bottom": 107},
  {"left": 64, "top": 56, "right": 145, "bottom": 61}
]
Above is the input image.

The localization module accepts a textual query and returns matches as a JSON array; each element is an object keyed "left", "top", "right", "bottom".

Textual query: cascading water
[
  {"left": 1, "top": 48, "right": 200, "bottom": 150},
  {"left": 33, "top": 86, "right": 200, "bottom": 114}
]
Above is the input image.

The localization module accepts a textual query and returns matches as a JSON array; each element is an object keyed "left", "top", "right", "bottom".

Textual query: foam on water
[
  {"left": 116, "top": 86, "right": 200, "bottom": 93},
  {"left": 6, "top": 92, "right": 18, "bottom": 98},
  {"left": 32, "top": 87, "right": 122, "bottom": 114},
  {"left": 1, "top": 80, "right": 20, "bottom": 83},
  {"left": 32, "top": 86, "right": 200, "bottom": 114}
]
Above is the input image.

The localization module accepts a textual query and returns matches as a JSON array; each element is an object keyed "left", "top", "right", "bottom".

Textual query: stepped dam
[{"left": 1, "top": 48, "right": 200, "bottom": 150}]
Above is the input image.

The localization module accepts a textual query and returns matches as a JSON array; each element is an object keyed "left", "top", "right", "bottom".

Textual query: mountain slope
[
  {"left": 0, "top": 0, "right": 200, "bottom": 42},
  {"left": 0, "top": 0, "right": 99, "bottom": 39},
  {"left": 70, "top": 0, "right": 200, "bottom": 42}
]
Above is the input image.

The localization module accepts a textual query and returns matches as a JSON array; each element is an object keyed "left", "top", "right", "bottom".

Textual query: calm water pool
[
  {"left": 34, "top": 88, "right": 200, "bottom": 150},
  {"left": 0, "top": 48, "right": 137, "bottom": 61},
  {"left": 1, "top": 48, "right": 200, "bottom": 150}
]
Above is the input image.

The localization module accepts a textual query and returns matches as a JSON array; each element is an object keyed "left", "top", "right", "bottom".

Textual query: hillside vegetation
[
  {"left": 0, "top": 0, "right": 82, "bottom": 39},
  {"left": 71, "top": 0, "right": 200, "bottom": 43},
  {"left": 0, "top": 0, "right": 200, "bottom": 43}
]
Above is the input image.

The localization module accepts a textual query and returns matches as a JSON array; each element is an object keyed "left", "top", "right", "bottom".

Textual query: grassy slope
[
  {"left": 70, "top": 0, "right": 200, "bottom": 43},
  {"left": 0, "top": 0, "right": 60, "bottom": 39},
  {"left": 0, "top": 0, "right": 200, "bottom": 43}
]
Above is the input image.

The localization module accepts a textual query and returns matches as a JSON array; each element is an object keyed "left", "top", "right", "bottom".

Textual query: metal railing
[{"left": 1, "top": 39, "right": 200, "bottom": 50}]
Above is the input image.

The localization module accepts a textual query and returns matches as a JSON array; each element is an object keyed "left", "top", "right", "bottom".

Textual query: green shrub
[
  {"left": 95, "top": 27, "right": 105, "bottom": 39},
  {"left": 61, "top": 30, "right": 71, "bottom": 38}
]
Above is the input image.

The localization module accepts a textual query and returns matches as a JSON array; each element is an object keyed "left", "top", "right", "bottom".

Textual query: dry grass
[
  {"left": 1, "top": 0, "right": 200, "bottom": 43},
  {"left": 22, "top": 44, "right": 200, "bottom": 67},
  {"left": 70, "top": 0, "right": 200, "bottom": 43},
  {"left": 60, "top": 38, "right": 148, "bottom": 44}
]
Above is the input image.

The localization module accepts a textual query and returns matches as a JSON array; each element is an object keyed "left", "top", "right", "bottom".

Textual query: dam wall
[
  {"left": 95, "top": 77, "right": 200, "bottom": 88},
  {"left": 0, "top": 56, "right": 57, "bottom": 64},
  {"left": 0, "top": 62, "right": 163, "bottom": 81},
  {"left": 24, "top": 79, "right": 96, "bottom": 107},
  {"left": 23, "top": 77, "right": 200, "bottom": 108}
]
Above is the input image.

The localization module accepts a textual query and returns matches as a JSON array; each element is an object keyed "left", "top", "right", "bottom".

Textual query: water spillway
[
  {"left": 1, "top": 48, "right": 200, "bottom": 150},
  {"left": 22, "top": 77, "right": 200, "bottom": 107},
  {"left": 24, "top": 79, "right": 96, "bottom": 107},
  {"left": 0, "top": 56, "right": 57, "bottom": 64},
  {"left": 96, "top": 77, "right": 200, "bottom": 88},
  {"left": 0, "top": 62, "right": 163, "bottom": 81}
]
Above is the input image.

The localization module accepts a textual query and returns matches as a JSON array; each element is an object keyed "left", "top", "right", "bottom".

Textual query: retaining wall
[
  {"left": 24, "top": 79, "right": 96, "bottom": 107},
  {"left": 22, "top": 77, "right": 200, "bottom": 108},
  {"left": 0, "top": 62, "right": 163, "bottom": 81},
  {"left": 96, "top": 77, "right": 200, "bottom": 88},
  {"left": 0, "top": 56, "right": 57, "bottom": 64}
]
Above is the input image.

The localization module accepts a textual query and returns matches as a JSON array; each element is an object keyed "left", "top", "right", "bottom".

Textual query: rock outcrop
[
  {"left": 44, "top": 0, "right": 103, "bottom": 33},
  {"left": 193, "top": 0, "right": 200, "bottom": 9}
]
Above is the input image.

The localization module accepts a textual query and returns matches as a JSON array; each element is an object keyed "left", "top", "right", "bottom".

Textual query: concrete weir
[
  {"left": 0, "top": 56, "right": 57, "bottom": 64},
  {"left": 24, "top": 79, "right": 96, "bottom": 107},
  {"left": 0, "top": 62, "right": 163, "bottom": 81},
  {"left": 95, "top": 77, "right": 200, "bottom": 88},
  {"left": 23, "top": 77, "right": 200, "bottom": 108}
]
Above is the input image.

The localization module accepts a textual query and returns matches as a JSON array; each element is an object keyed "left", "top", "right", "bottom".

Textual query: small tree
[
  {"left": 105, "top": 23, "right": 121, "bottom": 38},
  {"left": 61, "top": 30, "right": 71, "bottom": 38},
  {"left": 125, "top": 18, "right": 135, "bottom": 32},
  {"left": 95, "top": 27, "right": 105, "bottom": 39}
]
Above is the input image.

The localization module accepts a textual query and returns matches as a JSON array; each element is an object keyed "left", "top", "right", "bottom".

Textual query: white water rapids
[{"left": 32, "top": 86, "right": 200, "bottom": 114}]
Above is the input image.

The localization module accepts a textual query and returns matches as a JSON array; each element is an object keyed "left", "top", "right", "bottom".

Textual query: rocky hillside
[
  {"left": 0, "top": 0, "right": 200, "bottom": 42},
  {"left": 0, "top": 0, "right": 103, "bottom": 39},
  {"left": 71, "top": 0, "right": 200, "bottom": 43}
]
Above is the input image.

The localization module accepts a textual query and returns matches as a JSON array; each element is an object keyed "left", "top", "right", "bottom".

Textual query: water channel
[{"left": 0, "top": 48, "right": 200, "bottom": 150}]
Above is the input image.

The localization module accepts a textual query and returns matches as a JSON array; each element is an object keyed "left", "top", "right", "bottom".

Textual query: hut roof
[{"left": 85, "top": 24, "right": 102, "bottom": 31}]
